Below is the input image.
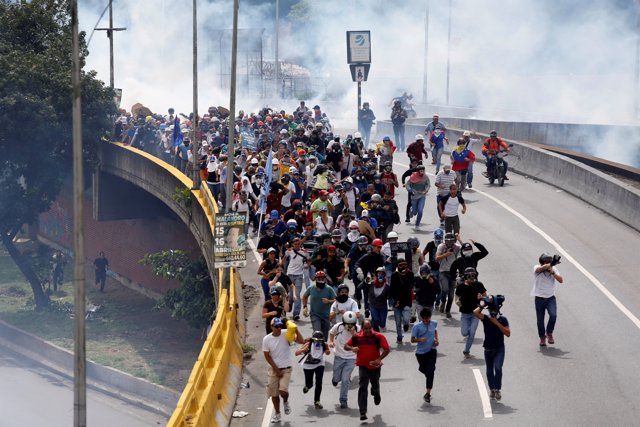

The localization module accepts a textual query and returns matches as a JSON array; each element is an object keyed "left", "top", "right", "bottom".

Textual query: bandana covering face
[
  {"left": 348, "top": 230, "right": 360, "bottom": 241},
  {"left": 409, "top": 171, "right": 425, "bottom": 184}
]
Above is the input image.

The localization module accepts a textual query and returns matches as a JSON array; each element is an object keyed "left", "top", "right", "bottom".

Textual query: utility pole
[
  {"left": 71, "top": 1, "right": 86, "bottom": 425},
  {"left": 192, "top": 0, "right": 200, "bottom": 188},
  {"left": 224, "top": 0, "right": 240, "bottom": 292},
  {"left": 446, "top": 0, "right": 452, "bottom": 105},
  {"left": 95, "top": 0, "right": 126, "bottom": 88},
  {"left": 634, "top": 4, "right": 640, "bottom": 119},
  {"left": 422, "top": 0, "right": 430, "bottom": 104},
  {"left": 275, "top": 0, "right": 280, "bottom": 98}
]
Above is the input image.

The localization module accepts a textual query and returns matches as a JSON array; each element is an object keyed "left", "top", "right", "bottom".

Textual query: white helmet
[
  {"left": 280, "top": 129, "right": 288, "bottom": 134},
  {"left": 349, "top": 220, "right": 359, "bottom": 229},
  {"left": 289, "top": 167, "right": 298, "bottom": 174},
  {"left": 387, "top": 231, "right": 398, "bottom": 240},
  {"left": 354, "top": 132, "right": 362, "bottom": 139},
  {"left": 287, "top": 219, "right": 297, "bottom": 226},
  {"left": 272, "top": 158, "right": 279, "bottom": 165},
  {"left": 343, "top": 311, "right": 357, "bottom": 324},
  {"left": 415, "top": 134, "right": 424, "bottom": 140}
]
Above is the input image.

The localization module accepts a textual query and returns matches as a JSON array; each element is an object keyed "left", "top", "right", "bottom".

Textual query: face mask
[
  {"left": 316, "top": 281, "right": 325, "bottom": 288},
  {"left": 462, "top": 250, "right": 473, "bottom": 257},
  {"left": 337, "top": 294, "right": 349, "bottom": 303},
  {"left": 434, "top": 130, "right": 442, "bottom": 136},
  {"left": 377, "top": 274, "right": 385, "bottom": 281},
  {"left": 348, "top": 230, "right": 360, "bottom": 240}
]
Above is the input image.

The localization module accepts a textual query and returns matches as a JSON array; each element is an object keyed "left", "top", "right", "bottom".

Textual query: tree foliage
[
  {"left": 140, "top": 250, "right": 215, "bottom": 332},
  {"left": 0, "top": 0, "right": 116, "bottom": 308}
]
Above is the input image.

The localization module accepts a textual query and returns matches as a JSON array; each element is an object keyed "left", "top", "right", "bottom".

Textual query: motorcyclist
[{"left": 481, "top": 130, "right": 510, "bottom": 180}]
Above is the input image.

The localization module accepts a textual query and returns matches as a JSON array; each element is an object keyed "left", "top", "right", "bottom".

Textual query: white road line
[
  {"left": 472, "top": 368, "right": 493, "bottom": 419},
  {"left": 247, "top": 237, "right": 276, "bottom": 425},
  {"left": 395, "top": 158, "right": 640, "bottom": 330},
  {"left": 472, "top": 186, "right": 640, "bottom": 330}
]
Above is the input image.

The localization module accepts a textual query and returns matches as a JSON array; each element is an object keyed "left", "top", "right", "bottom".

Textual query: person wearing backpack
[{"left": 294, "top": 331, "right": 331, "bottom": 409}]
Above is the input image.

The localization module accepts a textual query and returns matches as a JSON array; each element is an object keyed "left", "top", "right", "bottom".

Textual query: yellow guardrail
[{"left": 109, "top": 143, "right": 245, "bottom": 426}]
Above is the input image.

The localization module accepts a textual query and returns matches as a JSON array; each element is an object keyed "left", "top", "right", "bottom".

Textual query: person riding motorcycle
[{"left": 481, "top": 130, "right": 510, "bottom": 181}]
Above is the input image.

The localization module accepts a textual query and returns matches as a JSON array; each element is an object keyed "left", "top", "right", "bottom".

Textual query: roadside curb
[{"left": 0, "top": 320, "right": 179, "bottom": 418}]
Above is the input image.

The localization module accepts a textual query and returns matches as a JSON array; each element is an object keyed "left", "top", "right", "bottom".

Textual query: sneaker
[
  {"left": 332, "top": 380, "right": 339, "bottom": 387},
  {"left": 314, "top": 401, "right": 323, "bottom": 409},
  {"left": 374, "top": 394, "right": 381, "bottom": 405},
  {"left": 303, "top": 386, "right": 310, "bottom": 394},
  {"left": 396, "top": 339, "right": 403, "bottom": 344},
  {"left": 539, "top": 336, "right": 547, "bottom": 346},
  {"left": 340, "top": 401, "right": 348, "bottom": 409},
  {"left": 463, "top": 351, "right": 471, "bottom": 359},
  {"left": 495, "top": 390, "right": 502, "bottom": 401},
  {"left": 423, "top": 393, "right": 431, "bottom": 403},
  {"left": 405, "top": 218, "right": 411, "bottom": 223},
  {"left": 293, "top": 315, "right": 300, "bottom": 321},
  {"left": 283, "top": 401, "right": 291, "bottom": 415},
  {"left": 360, "top": 414, "right": 368, "bottom": 421},
  {"left": 365, "top": 309, "right": 370, "bottom": 318},
  {"left": 489, "top": 389, "right": 496, "bottom": 399},
  {"left": 503, "top": 176, "right": 509, "bottom": 181},
  {"left": 546, "top": 333, "right": 554, "bottom": 344},
  {"left": 439, "top": 303, "right": 445, "bottom": 313},
  {"left": 270, "top": 412, "right": 281, "bottom": 423},
  {"left": 482, "top": 171, "right": 488, "bottom": 178},
  {"left": 403, "top": 324, "right": 409, "bottom": 332},
  {"left": 446, "top": 312, "right": 452, "bottom": 318},
  {"left": 468, "top": 183, "right": 473, "bottom": 188}
]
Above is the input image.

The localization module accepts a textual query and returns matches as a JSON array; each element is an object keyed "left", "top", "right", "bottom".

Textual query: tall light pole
[
  {"left": 445, "top": 0, "right": 452, "bottom": 105},
  {"left": 634, "top": 4, "right": 640, "bottom": 119},
  {"left": 71, "top": 0, "right": 87, "bottom": 425},
  {"left": 422, "top": 0, "right": 430, "bottom": 104},
  {"left": 95, "top": 0, "right": 126, "bottom": 88},
  {"left": 192, "top": 0, "right": 200, "bottom": 188},
  {"left": 274, "top": 0, "right": 280, "bottom": 98}
]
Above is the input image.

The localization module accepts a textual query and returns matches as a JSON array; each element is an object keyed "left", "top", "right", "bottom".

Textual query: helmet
[
  {"left": 315, "top": 271, "right": 327, "bottom": 281},
  {"left": 371, "top": 194, "right": 382, "bottom": 203},
  {"left": 387, "top": 231, "right": 398, "bottom": 240},
  {"left": 408, "top": 237, "right": 420, "bottom": 249},
  {"left": 289, "top": 167, "right": 298, "bottom": 174},
  {"left": 311, "top": 330, "right": 325, "bottom": 341},
  {"left": 337, "top": 284, "right": 349, "bottom": 294},
  {"left": 343, "top": 311, "right": 357, "bottom": 324},
  {"left": 354, "top": 132, "right": 362, "bottom": 139},
  {"left": 384, "top": 161, "right": 392, "bottom": 168},
  {"left": 349, "top": 220, "right": 359, "bottom": 229},
  {"left": 372, "top": 238, "right": 383, "bottom": 247},
  {"left": 434, "top": 228, "right": 444, "bottom": 240},
  {"left": 444, "top": 233, "right": 455, "bottom": 243},
  {"left": 331, "top": 229, "right": 342, "bottom": 238},
  {"left": 272, "top": 158, "right": 279, "bottom": 165},
  {"left": 287, "top": 219, "right": 297, "bottom": 227},
  {"left": 419, "top": 264, "right": 431, "bottom": 276},
  {"left": 539, "top": 253, "right": 552, "bottom": 265},
  {"left": 415, "top": 134, "right": 424, "bottom": 140},
  {"left": 490, "top": 130, "right": 498, "bottom": 137},
  {"left": 234, "top": 165, "right": 243, "bottom": 174},
  {"left": 376, "top": 266, "right": 386, "bottom": 274},
  {"left": 358, "top": 236, "right": 368, "bottom": 245},
  {"left": 464, "top": 267, "right": 478, "bottom": 277}
]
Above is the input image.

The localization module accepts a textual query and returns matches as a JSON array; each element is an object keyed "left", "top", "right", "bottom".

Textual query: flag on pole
[
  {"left": 172, "top": 117, "right": 183, "bottom": 148},
  {"left": 259, "top": 149, "right": 273, "bottom": 212}
]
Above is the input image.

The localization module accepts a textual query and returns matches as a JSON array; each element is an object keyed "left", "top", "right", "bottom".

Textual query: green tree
[
  {"left": 0, "top": 0, "right": 116, "bottom": 309},
  {"left": 140, "top": 250, "right": 215, "bottom": 334}
]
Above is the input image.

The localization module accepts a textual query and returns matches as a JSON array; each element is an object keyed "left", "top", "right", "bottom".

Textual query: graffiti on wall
[{"left": 39, "top": 200, "right": 72, "bottom": 247}]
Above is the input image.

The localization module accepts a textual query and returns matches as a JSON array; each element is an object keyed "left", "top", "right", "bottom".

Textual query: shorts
[{"left": 267, "top": 366, "right": 293, "bottom": 397}]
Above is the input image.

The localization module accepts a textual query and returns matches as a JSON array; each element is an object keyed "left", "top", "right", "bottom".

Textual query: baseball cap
[
  {"left": 270, "top": 210, "right": 279, "bottom": 219},
  {"left": 270, "top": 286, "right": 280, "bottom": 295},
  {"left": 319, "top": 190, "right": 328, "bottom": 196},
  {"left": 463, "top": 131, "right": 471, "bottom": 137},
  {"left": 272, "top": 318, "right": 284, "bottom": 328},
  {"left": 383, "top": 136, "right": 391, "bottom": 141},
  {"left": 327, "top": 245, "right": 337, "bottom": 251},
  {"left": 361, "top": 209, "right": 369, "bottom": 217}
]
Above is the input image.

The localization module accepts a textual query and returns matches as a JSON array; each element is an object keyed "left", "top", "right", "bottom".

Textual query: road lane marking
[
  {"left": 472, "top": 368, "right": 493, "bottom": 419},
  {"left": 394, "top": 158, "right": 640, "bottom": 330}
]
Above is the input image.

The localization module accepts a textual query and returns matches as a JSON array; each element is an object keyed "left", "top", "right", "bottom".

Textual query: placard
[{"left": 214, "top": 213, "right": 247, "bottom": 268}]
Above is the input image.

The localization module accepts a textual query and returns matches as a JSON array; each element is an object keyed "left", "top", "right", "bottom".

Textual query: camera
[
  {"left": 550, "top": 254, "right": 561, "bottom": 266},
  {"left": 539, "top": 253, "right": 561, "bottom": 266}
]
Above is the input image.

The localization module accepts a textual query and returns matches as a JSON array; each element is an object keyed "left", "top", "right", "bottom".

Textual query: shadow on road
[
  {"left": 492, "top": 401, "right": 518, "bottom": 415},
  {"left": 539, "top": 346, "right": 571, "bottom": 359}
]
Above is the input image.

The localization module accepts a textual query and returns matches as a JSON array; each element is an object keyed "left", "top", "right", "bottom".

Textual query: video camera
[{"left": 540, "top": 253, "right": 561, "bottom": 267}]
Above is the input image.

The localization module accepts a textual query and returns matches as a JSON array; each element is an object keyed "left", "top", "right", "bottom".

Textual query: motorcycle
[{"left": 485, "top": 144, "right": 513, "bottom": 186}]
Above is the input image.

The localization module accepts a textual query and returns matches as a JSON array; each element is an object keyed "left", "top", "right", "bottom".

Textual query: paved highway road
[
  {"left": 0, "top": 344, "right": 167, "bottom": 427},
  {"left": 235, "top": 156, "right": 640, "bottom": 427}
]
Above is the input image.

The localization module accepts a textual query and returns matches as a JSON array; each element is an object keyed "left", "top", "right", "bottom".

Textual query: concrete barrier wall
[{"left": 378, "top": 121, "right": 640, "bottom": 232}]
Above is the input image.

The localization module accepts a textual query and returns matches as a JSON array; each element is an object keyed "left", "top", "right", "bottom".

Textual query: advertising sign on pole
[
  {"left": 214, "top": 213, "right": 247, "bottom": 268},
  {"left": 349, "top": 64, "right": 370, "bottom": 82},
  {"left": 346, "top": 30, "right": 371, "bottom": 64}
]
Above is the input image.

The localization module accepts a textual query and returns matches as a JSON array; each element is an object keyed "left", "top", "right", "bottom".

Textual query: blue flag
[
  {"left": 259, "top": 149, "right": 273, "bottom": 212},
  {"left": 172, "top": 117, "right": 183, "bottom": 148}
]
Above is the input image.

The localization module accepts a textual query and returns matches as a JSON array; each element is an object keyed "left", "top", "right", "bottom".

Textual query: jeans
[
  {"left": 303, "top": 365, "right": 325, "bottom": 402},
  {"left": 416, "top": 349, "right": 437, "bottom": 389},
  {"left": 438, "top": 272, "right": 455, "bottom": 313},
  {"left": 288, "top": 274, "right": 303, "bottom": 317},
  {"left": 460, "top": 313, "right": 480, "bottom": 353},
  {"left": 358, "top": 366, "right": 381, "bottom": 415},
  {"left": 467, "top": 162, "right": 474, "bottom": 185},
  {"left": 444, "top": 215, "right": 460, "bottom": 235},
  {"left": 260, "top": 278, "right": 270, "bottom": 301},
  {"left": 332, "top": 356, "right": 356, "bottom": 403},
  {"left": 535, "top": 296, "right": 557, "bottom": 338},
  {"left": 303, "top": 268, "right": 311, "bottom": 298},
  {"left": 310, "top": 313, "right": 331, "bottom": 340},
  {"left": 410, "top": 196, "right": 426, "bottom": 226},
  {"left": 362, "top": 126, "right": 372, "bottom": 148},
  {"left": 394, "top": 306, "right": 412, "bottom": 341},
  {"left": 484, "top": 346, "right": 505, "bottom": 390},
  {"left": 393, "top": 124, "right": 406, "bottom": 151},
  {"left": 433, "top": 147, "right": 444, "bottom": 174},
  {"left": 370, "top": 306, "right": 388, "bottom": 331}
]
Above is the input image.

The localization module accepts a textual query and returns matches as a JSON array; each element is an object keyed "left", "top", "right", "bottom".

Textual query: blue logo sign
[{"left": 355, "top": 34, "right": 365, "bottom": 46}]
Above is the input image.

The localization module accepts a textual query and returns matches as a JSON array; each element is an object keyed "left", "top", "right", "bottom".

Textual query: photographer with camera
[
  {"left": 531, "top": 253, "right": 564, "bottom": 346},
  {"left": 473, "top": 295, "right": 510, "bottom": 401}
]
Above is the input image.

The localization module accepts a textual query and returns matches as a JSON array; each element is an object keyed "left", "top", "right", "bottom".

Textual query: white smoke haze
[{"left": 79, "top": 0, "right": 639, "bottom": 164}]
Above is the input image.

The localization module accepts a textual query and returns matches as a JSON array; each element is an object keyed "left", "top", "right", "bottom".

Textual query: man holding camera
[
  {"left": 473, "top": 295, "right": 510, "bottom": 401},
  {"left": 531, "top": 253, "right": 564, "bottom": 346}
]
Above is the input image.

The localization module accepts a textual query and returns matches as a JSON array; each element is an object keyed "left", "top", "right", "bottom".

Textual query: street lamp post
[
  {"left": 275, "top": 0, "right": 280, "bottom": 98},
  {"left": 95, "top": 0, "right": 126, "bottom": 89},
  {"left": 192, "top": 0, "right": 200, "bottom": 188},
  {"left": 422, "top": 0, "right": 430, "bottom": 104},
  {"left": 445, "top": 0, "right": 452, "bottom": 105}
]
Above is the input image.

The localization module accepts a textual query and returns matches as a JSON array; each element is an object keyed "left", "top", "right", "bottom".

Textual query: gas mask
[
  {"left": 462, "top": 250, "right": 473, "bottom": 257},
  {"left": 336, "top": 294, "right": 349, "bottom": 303}
]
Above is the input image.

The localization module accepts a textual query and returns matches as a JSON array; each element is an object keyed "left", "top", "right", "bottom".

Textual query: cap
[
  {"left": 463, "top": 131, "right": 471, "bottom": 137},
  {"left": 272, "top": 318, "right": 284, "bottom": 327},
  {"left": 319, "top": 190, "right": 328, "bottom": 196},
  {"left": 270, "top": 286, "right": 280, "bottom": 295},
  {"left": 267, "top": 247, "right": 276, "bottom": 253},
  {"left": 349, "top": 220, "right": 359, "bottom": 229},
  {"left": 270, "top": 210, "right": 279, "bottom": 219},
  {"left": 383, "top": 136, "right": 391, "bottom": 141},
  {"left": 327, "top": 245, "right": 337, "bottom": 251},
  {"left": 344, "top": 177, "right": 353, "bottom": 184},
  {"left": 433, "top": 113, "right": 440, "bottom": 117},
  {"left": 320, "top": 206, "right": 328, "bottom": 212},
  {"left": 415, "top": 134, "right": 424, "bottom": 140},
  {"left": 361, "top": 209, "right": 369, "bottom": 217}
]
